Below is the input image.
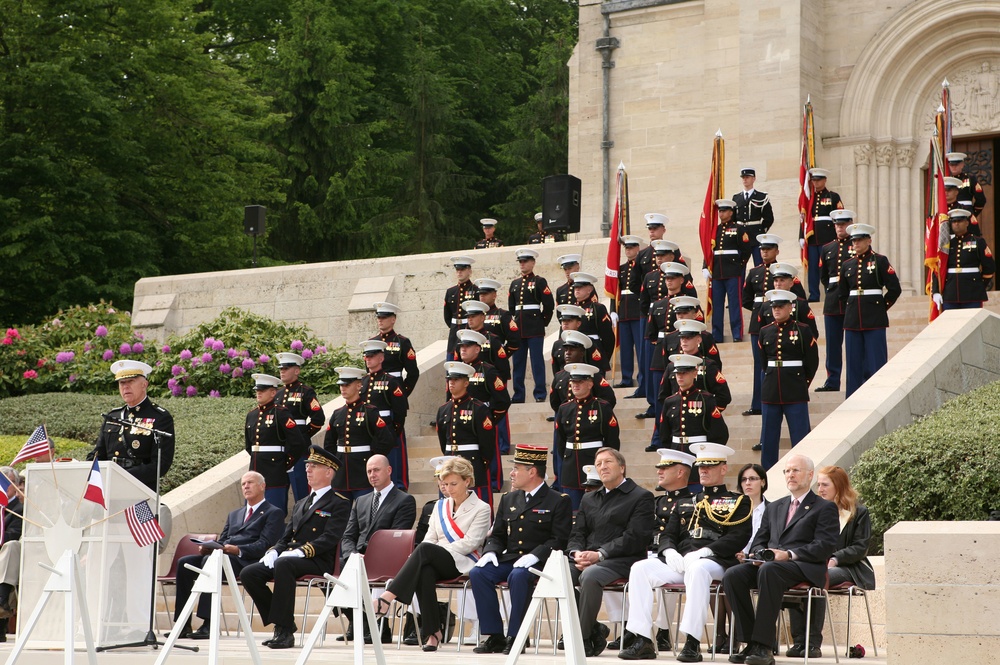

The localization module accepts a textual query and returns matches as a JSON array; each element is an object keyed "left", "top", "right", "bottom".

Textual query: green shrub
[
  {"left": 852, "top": 381, "right": 1000, "bottom": 554},
  {"left": 0, "top": 393, "right": 259, "bottom": 493}
]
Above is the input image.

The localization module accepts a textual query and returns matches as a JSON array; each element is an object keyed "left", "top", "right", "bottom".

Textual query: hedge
[{"left": 852, "top": 380, "right": 1000, "bottom": 554}]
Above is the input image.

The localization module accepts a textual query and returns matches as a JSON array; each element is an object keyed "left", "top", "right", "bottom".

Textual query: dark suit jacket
[
  {"left": 3, "top": 496, "right": 23, "bottom": 543},
  {"left": 340, "top": 487, "right": 417, "bottom": 564},
  {"left": 750, "top": 490, "right": 839, "bottom": 588},
  {"left": 274, "top": 487, "right": 351, "bottom": 570},
  {"left": 484, "top": 483, "right": 572, "bottom": 565},
  {"left": 833, "top": 503, "right": 876, "bottom": 590},
  {"left": 219, "top": 500, "right": 285, "bottom": 568},
  {"left": 568, "top": 478, "right": 654, "bottom": 577}
]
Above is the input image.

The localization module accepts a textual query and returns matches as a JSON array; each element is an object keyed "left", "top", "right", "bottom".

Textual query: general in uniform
[
  {"left": 758, "top": 290, "right": 820, "bottom": 470},
  {"left": 508, "top": 248, "right": 555, "bottom": 403},
  {"left": 324, "top": 367, "right": 395, "bottom": 501},
  {"left": 474, "top": 218, "right": 505, "bottom": 249},
  {"left": 444, "top": 255, "right": 479, "bottom": 359},
  {"left": 436, "top": 362, "right": 497, "bottom": 505},
  {"left": 240, "top": 446, "right": 350, "bottom": 649},
  {"left": 90, "top": 360, "right": 174, "bottom": 491},
  {"left": 816, "top": 211, "right": 856, "bottom": 392},
  {"left": 800, "top": 168, "right": 845, "bottom": 301},
  {"left": 622, "top": 443, "right": 752, "bottom": 662},
  {"left": 732, "top": 167, "right": 775, "bottom": 266},
  {"left": 245, "top": 373, "right": 309, "bottom": 516},
  {"left": 704, "top": 199, "right": 751, "bottom": 342},
  {"left": 836, "top": 224, "right": 902, "bottom": 398},
  {"left": 932, "top": 208, "right": 995, "bottom": 310},
  {"left": 275, "top": 351, "right": 325, "bottom": 501}
]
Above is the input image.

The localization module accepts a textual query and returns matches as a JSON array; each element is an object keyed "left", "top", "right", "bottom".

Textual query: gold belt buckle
[{"left": 689, "top": 527, "right": 704, "bottom": 539}]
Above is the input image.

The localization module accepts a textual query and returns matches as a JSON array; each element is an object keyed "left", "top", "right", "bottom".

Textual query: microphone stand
[{"left": 96, "top": 414, "right": 197, "bottom": 653}]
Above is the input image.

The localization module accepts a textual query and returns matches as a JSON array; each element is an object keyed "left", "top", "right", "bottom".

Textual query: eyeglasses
[{"left": 741, "top": 476, "right": 761, "bottom": 483}]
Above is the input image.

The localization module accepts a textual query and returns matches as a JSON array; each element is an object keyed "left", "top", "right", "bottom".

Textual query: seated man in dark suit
[
  {"left": 0, "top": 467, "right": 23, "bottom": 642},
  {"left": 175, "top": 470, "right": 284, "bottom": 639},
  {"left": 722, "top": 454, "right": 839, "bottom": 665},
  {"left": 240, "top": 446, "right": 350, "bottom": 649},
  {"left": 337, "top": 454, "right": 416, "bottom": 644}
]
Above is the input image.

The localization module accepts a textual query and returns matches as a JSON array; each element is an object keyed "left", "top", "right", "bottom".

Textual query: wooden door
[{"left": 953, "top": 137, "right": 996, "bottom": 261}]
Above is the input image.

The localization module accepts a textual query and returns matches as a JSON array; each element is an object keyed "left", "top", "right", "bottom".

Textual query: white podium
[{"left": 19, "top": 461, "right": 155, "bottom": 648}]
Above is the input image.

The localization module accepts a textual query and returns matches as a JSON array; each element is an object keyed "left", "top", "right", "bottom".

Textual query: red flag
[
  {"left": 798, "top": 98, "right": 816, "bottom": 265},
  {"left": 83, "top": 457, "right": 106, "bottom": 509},
  {"left": 924, "top": 136, "right": 950, "bottom": 322},
  {"left": 605, "top": 162, "right": 629, "bottom": 300},
  {"left": 699, "top": 131, "right": 725, "bottom": 320}
]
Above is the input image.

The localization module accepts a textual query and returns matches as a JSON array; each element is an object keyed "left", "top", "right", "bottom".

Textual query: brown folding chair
[{"left": 361, "top": 529, "right": 417, "bottom": 648}]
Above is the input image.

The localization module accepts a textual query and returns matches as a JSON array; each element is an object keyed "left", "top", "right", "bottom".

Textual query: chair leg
[
  {"left": 803, "top": 592, "right": 812, "bottom": 665},
  {"left": 553, "top": 599, "right": 560, "bottom": 655},
  {"left": 160, "top": 583, "right": 173, "bottom": 630},
  {"left": 824, "top": 591, "right": 839, "bottom": 664},
  {"left": 860, "top": 589, "right": 878, "bottom": 657}
]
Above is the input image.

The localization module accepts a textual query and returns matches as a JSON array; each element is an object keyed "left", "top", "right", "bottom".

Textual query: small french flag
[{"left": 83, "top": 458, "right": 106, "bottom": 509}]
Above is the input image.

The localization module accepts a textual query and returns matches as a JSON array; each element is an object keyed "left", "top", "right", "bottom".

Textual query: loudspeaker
[
  {"left": 542, "top": 175, "right": 581, "bottom": 233},
  {"left": 244, "top": 205, "right": 266, "bottom": 236}
]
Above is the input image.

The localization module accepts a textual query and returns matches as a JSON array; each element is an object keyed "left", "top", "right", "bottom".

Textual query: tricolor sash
[{"left": 435, "top": 497, "right": 480, "bottom": 563}]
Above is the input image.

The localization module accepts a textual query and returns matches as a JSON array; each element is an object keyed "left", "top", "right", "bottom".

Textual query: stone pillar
[
  {"left": 854, "top": 144, "right": 872, "bottom": 225},
  {"left": 875, "top": 144, "right": 895, "bottom": 256},
  {"left": 895, "top": 145, "right": 916, "bottom": 292}
]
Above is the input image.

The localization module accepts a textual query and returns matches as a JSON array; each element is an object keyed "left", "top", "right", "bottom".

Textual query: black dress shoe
[
  {"left": 677, "top": 635, "right": 703, "bottom": 662},
  {"left": 614, "top": 381, "right": 634, "bottom": 388},
  {"left": 618, "top": 634, "right": 655, "bottom": 660},
  {"left": 741, "top": 408, "right": 762, "bottom": 416},
  {"left": 503, "top": 635, "right": 529, "bottom": 655},
  {"left": 625, "top": 391, "right": 644, "bottom": 399},
  {"left": 786, "top": 644, "right": 805, "bottom": 658},
  {"left": 175, "top": 622, "right": 194, "bottom": 640},
  {"left": 558, "top": 636, "right": 565, "bottom": 650},
  {"left": 189, "top": 624, "right": 211, "bottom": 640},
  {"left": 744, "top": 642, "right": 776, "bottom": 665},
  {"left": 714, "top": 635, "right": 730, "bottom": 654},
  {"left": 474, "top": 634, "right": 507, "bottom": 654},
  {"left": 752, "top": 443, "right": 762, "bottom": 451},
  {"left": 729, "top": 643, "right": 751, "bottom": 663},
  {"left": 635, "top": 411, "right": 654, "bottom": 419},
  {"left": 590, "top": 622, "right": 611, "bottom": 657},
  {"left": 535, "top": 397, "right": 546, "bottom": 402},
  {"left": 815, "top": 384, "right": 839, "bottom": 392},
  {"left": 656, "top": 628, "right": 672, "bottom": 651},
  {"left": 546, "top": 415, "right": 555, "bottom": 422},
  {"left": 268, "top": 626, "right": 296, "bottom": 649},
  {"left": 336, "top": 625, "right": 354, "bottom": 642},
  {"left": 643, "top": 445, "right": 658, "bottom": 452}
]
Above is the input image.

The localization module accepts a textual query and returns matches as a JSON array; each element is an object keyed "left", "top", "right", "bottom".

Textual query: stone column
[
  {"left": 895, "top": 145, "right": 916, "bottom": 292},
  {"left": 854, "top": 144, "right": 873, "bottom": 225},
  {"left": 875, "top": 144, "right": 895, "bottom": 257}
]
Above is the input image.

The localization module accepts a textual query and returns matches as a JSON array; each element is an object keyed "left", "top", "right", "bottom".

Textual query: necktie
[
  {"left": 244, "top": 506, "right": 253, "bottom": 523},
  {"left": 370, "top": 490, "right": 381, "bottom": 524},
  {"left": 524, "top": 493, "right": 531, "bottom": 506},
  {"left": 785, "top": 498, "right": 799, "bottom": 527},
  {"left": 306, "top": 492, "right": 316, "bottom": 511}
]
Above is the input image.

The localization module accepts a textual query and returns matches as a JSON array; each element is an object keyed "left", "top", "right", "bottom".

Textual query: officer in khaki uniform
[
  {"left": 240, "top": 446, "right": 350, "bottom": 649},
  {"left": 245, "top": 373, "right": 309, "bottom": 516}
]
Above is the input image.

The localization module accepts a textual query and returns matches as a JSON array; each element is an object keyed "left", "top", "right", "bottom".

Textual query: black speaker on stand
[
  {"left": 542, "top": 175, "right": 582, "bottom": 234},
  {"left": 244, "top": 205, "right": 266, "bottom": 268}
]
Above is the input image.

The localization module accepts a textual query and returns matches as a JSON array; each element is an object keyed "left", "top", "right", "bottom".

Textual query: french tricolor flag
[{"left": 83, "top": 458, "right": 106, "bottom": 509}]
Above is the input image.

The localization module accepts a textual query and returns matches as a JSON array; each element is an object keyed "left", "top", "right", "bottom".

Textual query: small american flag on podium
[
  {"left": 11, "top": 425, "right": 52, "bottom": 466},
  {"left": 125, "top": 500, "right": 165, "bottom": 548}
]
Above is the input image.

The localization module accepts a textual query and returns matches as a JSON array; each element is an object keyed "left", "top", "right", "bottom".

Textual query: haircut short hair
[
  {"left": 595, "top": 447, "right": 626, "bottom": 469},
  {"left": 0, "top": 466, "right": 19, "bottom": 486},
  {"left": 438, "top": 457, "right": 476, "bottom": 486},
  {"left": 242, "top": 471, "right": 266, "bottom": 486}
]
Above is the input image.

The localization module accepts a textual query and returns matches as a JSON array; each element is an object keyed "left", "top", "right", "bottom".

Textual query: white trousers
[{"left": 625, "top": 556, "right": 725, "bottom": 640}]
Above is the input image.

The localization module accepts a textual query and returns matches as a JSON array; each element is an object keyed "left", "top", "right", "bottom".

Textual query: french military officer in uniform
[
  {"left": 474, "top": 218, "right": 505, "bottom": 249},
  {"left": 621, "top": 443, "right": 752, "bottom": 662},
  {"left": 800, "top": 168, "right": 845, "bottom": 301},
  {"left": 240, "top": 446, "right": 350, "bottom": 649},
  {"left": 444, "top": 256, "right": 479, "bottom": 359},
  {"left": 556, "top": 254, "right": 582, "bottom": 306},
  {"left": 704, "top": 199, "right": 751, "bottom": 342},
  {"left": 324, "top": 367, "right": 395, "bottom": 501},
  {"left": 90, "top": 360, "right": 174, "bottom": 491},
  {"left": 837, "top": 224, "right": 902, "bottom": 397},
  {"left": 615, "top": 234, "right": 646, "bottom": 389},
  {"left": 946, "top": 152, "right": 987, "bottom": 220},
  {"left": 435, "top": 361, "right": 497, "bottom": 505},
  {"left": 470, "top": 444, "right": 572, "bottom": 655},
  {"left": 476, "top": 278, "right": 521, "bottom": 358},
  {"left": 275, "top": 351, "right": 325, "bottom": 501},
  {"left": 245, "top": 373, "right": 309, "bottom": 516},
  {"left": 508, "top": 248, "right": 555, "bottom": 403},
  {"left": 816, "top": 211, "right": 856, "bottom": 392},
  {"left": 732, "top": 167, "right": 775, "bottom": 266},
  {"left": 371, "top": 301, "right": 420, "bottom": 396},
  {"left": 554, "top": 363, "right": 621, "bottom": 510},
  {"left": 932, "top": 208, "right": 996, "bottom": 311},
  {"left": 658, "top": 354, "right": 730, "bottom": 456},
  {"left": 758, "top": 290, "right": 820, "bottom": 470}
]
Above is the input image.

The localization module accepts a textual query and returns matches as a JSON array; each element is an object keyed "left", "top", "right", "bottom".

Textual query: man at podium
[{"left": 88, "top": 360, "right": 174, "bottom": 490}]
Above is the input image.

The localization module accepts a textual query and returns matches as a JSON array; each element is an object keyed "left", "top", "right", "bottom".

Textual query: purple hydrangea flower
[
  {"left": 68, "top": 374, "right": 77, "bottom": 383},
  {"left": 168, "top": 378, "right": 179, "bottom": 390},
  {"left": 132, "top": 342, "right": 144, "bottom": 354},
  {"left": 219, "top": 363, "right": 232, "bottom": 375},
  {"left": 84, "top": 342, "right": 92, "bottom": 352},
  {"left": 191, "top": 358, "right": 202, "bottom": 368},
  {"left": 186, "top": 385, "right": 198, "bottom": 397},
  {"left": 171, "top": 365, "right": 184, "bottom": 376},
  {"left": 179, "top": 349, "right": 193, "bottom": 360},
  {"left": 56, "top": 351, "right": 76, "bottom": 363},
  {"left": 161, "top": 345, "right": 171, "bottom": 354},
  {"left": 290, "top": 339, "right": 304, "bottom": 351},
  {"left": 135, "top": 332, "right": 144, "bottom": 340},
  {"left": 241, "top": 359, "right": 255, "bottom": 370},
  {"left": 170, "top": 385, "right": 184, "bottom": 397},
  {"left": 227, "top": 348, "right": 238, "bottom": 358},
  {"left": 259, "top": 354, "right": 270, "bottom": 363},
  {"left": 203, "top": 337, "right": 215, "bottom": 349},
  {"left": 241, "top": 350, "right": 250, "bottom": 358},
  {"left": 102, "top": 349, "right": 114, "bottom": 361},
  {"left": 302, "top": 349, "right": 313, "bottom": 360},
  {"left": 95, "top": 325, "right": 108, "bottom": 338},
  {"left": 232, "top": 368, "right": 244, "bottom": 378},
  {"left": 107, "top": 308, "right": 116, "bottom": 314},
  {"left": 212, "top": 340, "right": 225, "bottom": 351},
  {"left": 201, "top": 352, "right": 213, "bottom": 363},
  {"left": 316, "top": 346, "right": 327, "bottom": 354},
  {"left": 209, "top": 390, "right": 221, "bottom": 398},
  {"left": 119, "top": 343, "right": 132, "bottom": 355},
  {"left": 156, "top": 361, "right": 162, "bottom": 366}
]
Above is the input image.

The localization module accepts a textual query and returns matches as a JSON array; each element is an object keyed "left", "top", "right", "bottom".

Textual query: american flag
[
  {"left": 0, "top": 473, "right": 10, "bottom": 509},
  {"left": 125, "top": 500, "right": 165, "bottom": 548},
  {"left": 11, "top": 425, "right": 52, "bottom": 466}
]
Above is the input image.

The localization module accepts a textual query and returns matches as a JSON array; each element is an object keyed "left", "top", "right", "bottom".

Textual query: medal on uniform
[
  {"left": 789, "top": 329, "right": 799, "bottom": 342},
  {"left": 132, "top": 441, "right": 141, "bottom": 449},
  {"left": 588, "top": 409, "right": 598, "bottom": 422},
  {"left": 460, "top": 409, "right": 472, "bottom": 423},
  {"left": 527, "top": 281, "right": 535, "bottom": 291},
  {"left": 866, "top": 262, "right": 876, "bottom": 273},
  {"left": 265, "top": 414, "right": 274, "bottom": 426}
]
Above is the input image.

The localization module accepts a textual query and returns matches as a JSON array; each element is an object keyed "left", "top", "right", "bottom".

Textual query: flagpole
[
  {"left": 82, "top": 505, "right": 131, "bottom": 530},
  {"left": 3, "top": 508, "right": 46, "bottom": 530},
  {"left": 44, "top": 423, "right": 60, "bottom": 493},
  {"left": 9, "top": 482, "right": 55, "bottom": 528}
]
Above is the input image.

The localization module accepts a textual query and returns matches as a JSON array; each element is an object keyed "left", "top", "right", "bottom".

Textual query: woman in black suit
[{"left": 787, "top": 465, "right": 875, "bottom": 657}]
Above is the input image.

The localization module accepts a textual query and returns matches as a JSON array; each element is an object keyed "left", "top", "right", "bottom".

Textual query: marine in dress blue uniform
[
  {"left": 371, "top": 301, "right": 419, "bottom": 488},
  {"left": 444, "top": 256, "right": 479, "bottom": 360},
  {"left": 508, "top": 248, "right": 555, "bottom": 403},
  {"left": 732, "top": 167, "right": 775, "bottom": 266},
  {"left": 614, "top": 235, "right": 646, "bottom": 389},
  {"left": 816, "top": 212, "right": 856, "bottom": 391},
  {"left": 476, "top": 278, "right": 521, "bottom": 359},
  {"left": 555, "top": 254, "right": 582, "bottom": 306},
  {"left": 705, "top": 199, "right": 751, "bottom": 342},
  {"left": 436, "top": 362, "right": 497, "bottom": 506},
  {"left": 931, "top": 208, "right": 996, "bottom": 311},
  {"left": 658, "top": 356, "right": 729, "bottom": 481},
  {"left": 275, "top": 352, "right": 325, "bottom": 501},
  {"left": 644, "top": 262, "right": 692, "bottom": 443},
  {"left": 474, "top": 218, "right": 505, "bottom": 249},
  {"left": 572, "top": 272, "right": 616, "bottom": 375},
  {"left": 799, "top": 168, "right": 845, "bottom": 301},
  {"left": 946, "top": 152, "right": 987, "bottom": 222}
]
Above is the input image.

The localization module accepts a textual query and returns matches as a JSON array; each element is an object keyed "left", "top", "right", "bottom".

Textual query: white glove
[
  {"left": 683, "top": 547, "right": 713, "bottom": 569},
  {"left": 702, "top": 268, "right": 712, "bottom": 282},
  {"left": 932, "top": 293, "right": 943, "bottom": 308},
  {"left": 260, "top": 550, "right": 278, "bottom": 568},
  {"left": 514, "top": 553, "right": 539, "bottom": 569},
  {"left": 475, "top": 552, "right": 498, "bottom": 568},
  {"left": 279, "top": 549, "right": 305, "bottom": 559},
  {"left": 609, "top": 311, "right": 619, "bottom": 327},
  {"left": 664, "top": 548, "right": 684, "bottom": 574},
  {"left": 799, "top": 238, "right": 806, "bottom": 249}
]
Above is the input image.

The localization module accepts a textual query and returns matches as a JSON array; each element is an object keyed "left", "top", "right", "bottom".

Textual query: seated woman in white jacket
[{"left": 374, "top": 456, "right": 491, "bottom": 651}]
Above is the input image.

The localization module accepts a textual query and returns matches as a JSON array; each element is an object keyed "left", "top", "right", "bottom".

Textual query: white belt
[
  {"left": 387, "top": 371, "right": 402, "bottom": 377},
  {"left": 958, "top": 200, "right": 973, "bottom": 205},
  {"left": 671, "top": 435, "right": 707, "bottom": 444},
  {"left": 828, "top": 276, "right": 840, "bottom": 284},
  {"left": 743, "top": 221, "right": 762, "bottom": 226},
  {"left": 337, "top": 445, "right": 371, "bottom": 453},
  {"left": 253, "top": 446, "right": 284, "bottom": 453},
  {"left": 378, "top": 410, "right": 391, "bottom": 417},
  {"left": 293, "top": 419, "right": 308, "bottom": 425},
  {"left": 754, "top": 296, "right": 764, "bottom": 303},
  {"left": 714, "top": 250, "right": 740, "bottom": 255},
  {"left": 570, "top": 440, "right": 603, "bottom": 450},
  {"left": 621, "top": 289, "right": 634, "bottom": 295},
  {"left": 768, "top": 360, "right": 803, "bottom": 367},
  {"left": 515, "top": 304, "right": 541, "bottom": 311},
  {"left": 658, "top": 332, "right": 667, "bottom": 338},
  {"left": 448, "top": 444, "right": 480, "bottom": 452},
  {"left": 588, "top": 334, "right": 600, "bottom": 340},
  {"left": 948, "top": 268, "right": 980, "bottom": 274},
  {"left": 451, "top": 317, "right": 467, "bottom": 324},
  {"left": 849, "top": 289, "right": 882, "bottom": 296}
]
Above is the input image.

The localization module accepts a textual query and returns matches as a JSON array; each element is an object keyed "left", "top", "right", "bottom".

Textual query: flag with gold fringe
[
  {"left": 924, "top": 133, "right": 950, "bottom": 322},
  {"left": 699, "top": 131, "right": 725, "bottom": 321},
  {"left": 798, "top": 97, "right": 816, "bottom": 269}
]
